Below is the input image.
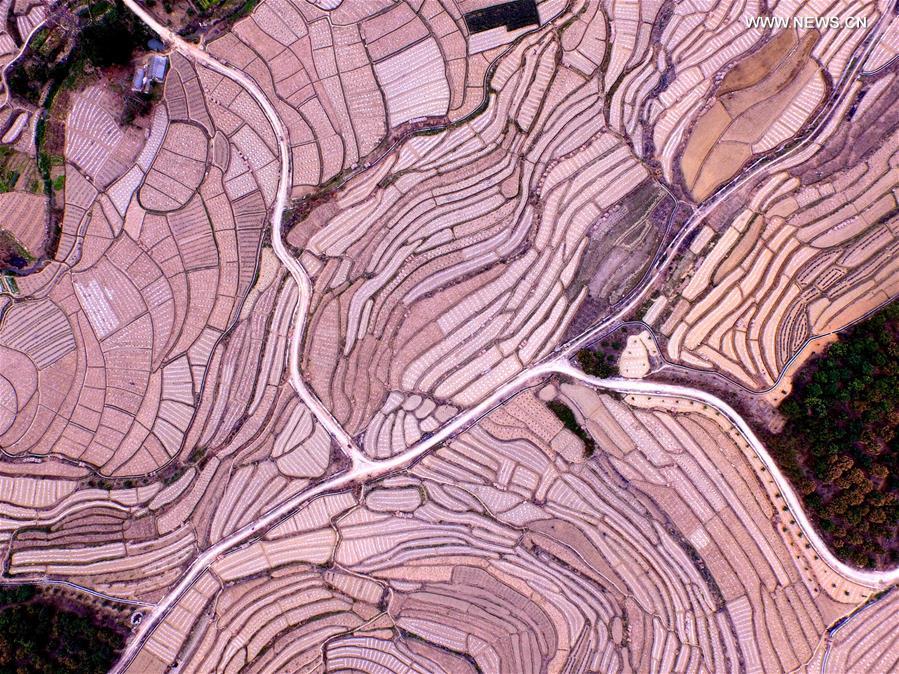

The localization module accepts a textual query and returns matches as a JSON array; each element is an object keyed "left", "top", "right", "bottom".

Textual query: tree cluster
[
  {"left": 772, "top": 303, "right": 899, "bottom": 568},
  {"left": 0, "top": 584, "right": 126, "bottom": 673},
  {"left": 576, "top": 348, "right": 615, "bottom": 378},
  {"left": 8, "top": 1, "right": 152, "bottom": 105},
  {"left": 547, "top": 400, "right": 596, "bottom": 457}
]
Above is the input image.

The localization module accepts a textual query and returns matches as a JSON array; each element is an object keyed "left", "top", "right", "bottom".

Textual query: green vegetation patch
[
  {"left": 0, "top": 169, "right": 21, "bottom": 192},
  {"left": 0, "top": 146, "right": 36, "bottom": 197},
  {"left": 772, "top": 302, "right": 899, "bottom": 568},
  {"left": 547, "top": 400, "right": 596, "bottom": 457},
  {"left": 34, "top": 113, "right": 53, "bottom": 198},
  {"left": 576, "top": 348, "right": 616, "bottom": 378},
  {"left": 0, "top": 584, "right": 127, "bottom": 673},
  {"left": 0, "top": 229, "right": 34, "bottom": 272}
]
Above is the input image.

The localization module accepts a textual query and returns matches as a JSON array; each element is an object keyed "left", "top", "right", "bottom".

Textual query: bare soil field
[
  {"left": 680, "top": 29, "right": 826, "bottom": 201},
  {"left": 280, "top": 9, "right": 667, "bottom": 454},
  {"left": 0, "top": 56, "right": 272, "bottom": 478},
  {"left": 0, "top": 192, "right": 47, "bottom": 261}
]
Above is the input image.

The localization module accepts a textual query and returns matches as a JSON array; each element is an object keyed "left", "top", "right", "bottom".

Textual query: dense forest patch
[
  {"left": 576, "top": 347, "right": 616, "bottom": 378},
  {"left": 8, "top": 1, "right": 151, "bottom": 106},
  {"left": 0, "top": 584, "right": 128, "bottom": 673},
  {"left": 771, "top": 303, "right": 899, "bottom": 568}
]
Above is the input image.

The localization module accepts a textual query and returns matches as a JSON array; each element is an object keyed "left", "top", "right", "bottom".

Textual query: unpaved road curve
[
  {"left": 0, "top": 578, "right": 153, "bottom": 606},
  {"left": 555, "top": 364, "right": 899, "bottom": 589}
]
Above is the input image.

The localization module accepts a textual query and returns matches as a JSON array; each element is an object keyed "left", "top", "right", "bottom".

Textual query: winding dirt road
[{"left": 119, "top": 0, "right": 373, "bottom": 471}]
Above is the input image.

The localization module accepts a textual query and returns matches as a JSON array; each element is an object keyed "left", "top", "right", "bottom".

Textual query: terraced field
[
  {"left": 649, "top": 60, "right": 899, "bottom": 395},
  {"left": 0, "top": 0, "right": 896, "bottom": 670}
]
